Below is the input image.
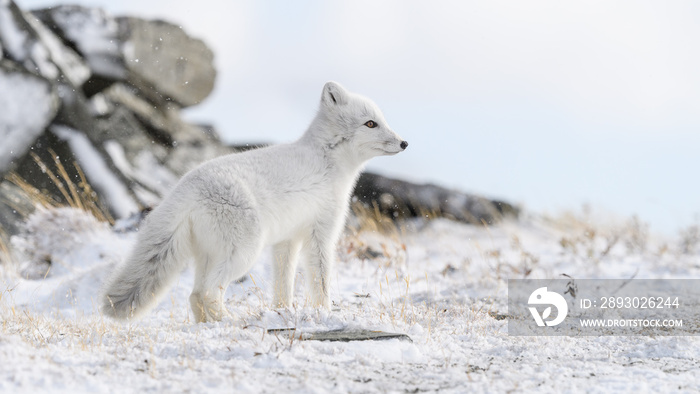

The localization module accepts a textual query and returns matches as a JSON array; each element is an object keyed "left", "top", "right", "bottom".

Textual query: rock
[
  {"left": 98, "top": 83, "right": 230, "bottom": 175},
  {"left": 353, "top": 172, "right": 519, "bottom": 224},
  {"left": 31, "top": 6, "right": 125, "bottom": 84},
  {"left": 0, "top": 59, "right": 59, "bottom": 174},
  {"left": 118, "top": 16, "right": 216, "bottom": 107},
  {"left": 51, "top": 125, "right": 142, "bottom": 219},
  {"left": 0, "top": 1, "right": 226, "bottom": 252},
  {"left": 268, "top": 328, "right": 413, "bottom": 343},
  {"left": 0, "top": 0, "right": 90, "bottom": 86},
  {"left": 32, "top": 5, "right": 216, "bottom": 106}
]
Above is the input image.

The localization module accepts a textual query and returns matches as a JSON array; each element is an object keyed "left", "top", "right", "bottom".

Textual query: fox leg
[
  {"left": 190, "top": 239, "right": 263, "bottom": 323},
  {"left": 189, "top": 226, "right": 263, "bottom": 322},
  {"left": 304, "top": 229, "right": 337, "bottom": 309},
  {"left": 190, "top": 255, "right": 222, "bottom": 323},
  {"left": 189, "top": 197, "right": 264, "bottom": 322},
  {"left": 272, "top": 239, "right": 302, "bottom": 308}
]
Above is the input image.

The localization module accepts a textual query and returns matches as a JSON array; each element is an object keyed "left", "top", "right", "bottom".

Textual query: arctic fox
[{"left": 102, "top": 82, "right": 408, "bottom": 322}]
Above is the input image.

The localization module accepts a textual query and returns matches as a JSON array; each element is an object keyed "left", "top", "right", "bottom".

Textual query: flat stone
[{"left": 268, "top": 328, "right": 413, "bottom": 343}]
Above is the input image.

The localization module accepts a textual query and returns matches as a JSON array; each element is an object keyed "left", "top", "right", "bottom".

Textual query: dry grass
[
  {"left": 342, "top": 202, "right": 410, "bottom": 271},
  {"left": 3, "top": 149, "right": 113, "bottom": 225},
  {"left": 0, "top": 228, "right": 11, "bottom": 269},
  {"left": 349, "top": 201, "right": 405, "bottom": 238},
  {"left": 545, "top": 209, "right": 655, "bottom": 264},
  {"left": 678, "top": 221, "right": 700, "bottom": 255},
  {"left": 1, "top": 150, "right": 114, "bottom": 274}
]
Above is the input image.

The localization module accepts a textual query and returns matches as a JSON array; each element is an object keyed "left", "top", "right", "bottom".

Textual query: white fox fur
[{"left": 101, "top": 82, "right": 407, "bottom": 322}]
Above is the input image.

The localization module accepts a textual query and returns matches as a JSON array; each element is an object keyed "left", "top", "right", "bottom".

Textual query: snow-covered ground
[{"left": 2, "top": 207, "right": 700, "bottom": 393}]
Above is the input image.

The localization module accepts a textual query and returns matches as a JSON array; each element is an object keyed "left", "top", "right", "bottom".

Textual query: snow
[
  {"left": 0, "top": 66, "right": 57, "bottom": 173},
  {"left": 0, "top": 1, "right": 60, "bottom": 80},
  {"left": 0, "top": 2, "right": 30, "bottom": 61},
  {"left": 0, "top": 2, "right": 90, "bottom": 86},
  {"left": 2, "top": 206, "right": 699, "bottom": 392},
  {"left": 51, "top": 125, "right": 139, "bottom": 218},
  {"left": 103, "top": 140, "right": 178, "bottom": 199},
  {"left": 46, "top": 6, "right": 126, "bottom": 80},
  {"left": 103, "top": 139, "right": 180, "bottom": 207},
  {"left": 24, "top": 11, "right": 91, "bottom": 87}
]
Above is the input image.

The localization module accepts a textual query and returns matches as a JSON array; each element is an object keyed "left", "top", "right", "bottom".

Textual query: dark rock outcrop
[
  {"left": 0, "top": 0, "right": 225, "bottom": 251},
  {"left": 354, "top": 173, "right": 519, "bottom": 224},
  {"left": 0, "top": 1, "right": 519, "bottom": 260}
]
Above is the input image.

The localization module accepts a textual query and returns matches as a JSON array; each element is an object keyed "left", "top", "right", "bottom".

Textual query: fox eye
[{"left": 364, "top": 120, "right": 377, "bottom": 128}]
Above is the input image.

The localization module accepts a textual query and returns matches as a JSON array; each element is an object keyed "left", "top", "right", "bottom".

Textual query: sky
[{"left": 16, "top": 0, "right": 700, "bottom": 235}]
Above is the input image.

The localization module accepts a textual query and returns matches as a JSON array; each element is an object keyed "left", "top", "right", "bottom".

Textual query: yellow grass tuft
[
  {"left": 6, "top": 149, "right": 113, "bottom": 224},
  {"left": 0, "top": 227, "right": 11, "bottom": 268}
]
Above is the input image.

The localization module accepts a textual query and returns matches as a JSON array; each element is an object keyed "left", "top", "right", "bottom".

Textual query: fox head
[{"left": 312, "top": 81, "right": 408, "bottom": 165}]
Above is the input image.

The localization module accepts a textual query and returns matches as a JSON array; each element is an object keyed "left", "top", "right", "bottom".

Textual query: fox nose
[{"left": 400, "top": 141, "right": 408, "bottom": 150}]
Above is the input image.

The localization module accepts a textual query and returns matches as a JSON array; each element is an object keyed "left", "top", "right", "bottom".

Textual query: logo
[{"left": 528, "top": 287, "right": 568, "bottom": 327}]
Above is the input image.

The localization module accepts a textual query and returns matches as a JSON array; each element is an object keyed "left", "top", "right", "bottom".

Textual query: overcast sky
[{"left": 17, "top": 0, "right": 700, "bottom": 235}]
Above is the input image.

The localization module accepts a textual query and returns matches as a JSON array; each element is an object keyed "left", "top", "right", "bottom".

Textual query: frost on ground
[{"left": 1, "top": 207, "right": 700, "bottom": 392}]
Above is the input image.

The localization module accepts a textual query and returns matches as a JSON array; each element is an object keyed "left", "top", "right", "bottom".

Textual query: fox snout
[
  {"left": 383, "top": 136, "right": 408, "bottom": 156},
  {"left": 386, "top": 128, "right": 407, "bottom": 153}
]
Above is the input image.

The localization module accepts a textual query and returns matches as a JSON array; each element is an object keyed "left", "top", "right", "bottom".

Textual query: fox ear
[{"left": 321, "top": 81, "right": 349, "bottom": 106}]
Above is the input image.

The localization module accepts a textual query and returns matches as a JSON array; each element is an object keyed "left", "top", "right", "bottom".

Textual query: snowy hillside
[{"left": 2, "top": 207, "right": 699, "bottom": 392}]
